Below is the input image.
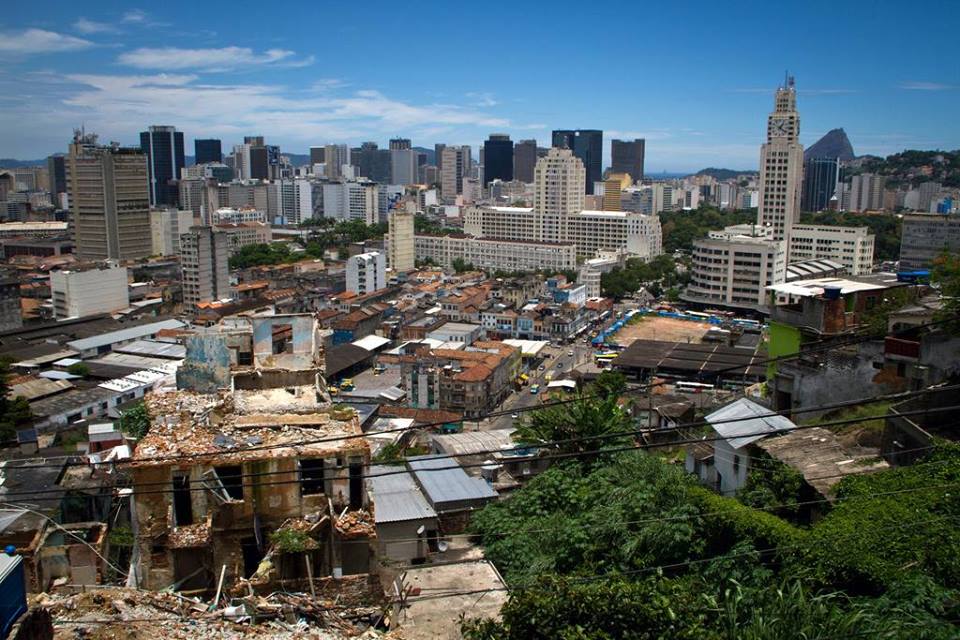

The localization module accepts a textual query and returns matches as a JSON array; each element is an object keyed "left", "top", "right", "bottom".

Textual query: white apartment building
[
  {"left": 463, "top": 206, "right": 661, "bottom": 260},
  {"left": 414, "top": 234, "right": 576, "bottom": 272},
  {"left": 323, "top": 181, "right": 379, "bottom": 224},
  {"left": 391, "top": 148, "right": 418, "bottom": 185},
  {"left": 387, "top": 209, "right": 415, "bottom": 272},
  {"left": 789, "top": 224, "right": 874, "bottom": 275},
  {"left": 50, "top": 265, "right": 129, "bottom": 320},
  {"left": 683, "top": 224, "right": 787, "bottom": 310},
  {"left": 269, "top": 178, "right": 313, "bottom": 225},
  {"left": 149, "top": 208, "right": 194, "bottom": 256},
  {"left": 346, "top": 251, "right": 386, "bottom": 295},
  {"left": 180, "top": 226, "right": 231, "bottom": 309},
  {"left": 211, "top": 207, "right": 266, "bottom": 224},
  {"left": 578, "top": 253, "right": 623, "bottom": 298}
]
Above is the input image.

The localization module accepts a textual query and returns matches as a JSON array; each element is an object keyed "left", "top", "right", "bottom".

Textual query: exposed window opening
[{"left": 299, "top": 458, "right": 325, "bottom": 495}]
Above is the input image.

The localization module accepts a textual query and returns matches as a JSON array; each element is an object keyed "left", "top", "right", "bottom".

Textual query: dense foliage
[
  {"left": 658, "top": 206, "right": 756, "bottom": 254},
  {"left": 0, "top": 359, "right": 32, "bottom": 441},
  {"left": 933, "top": 251, "right": 960, "bottom": 333},
  {"left": 857, "top": 149, "right": 960, "bottom": 189},
  {"left": 798, "top": 210, "right": 902, "bottom": 261},
  {"left": 414, "top": 213, "right": 460, "bottom": 235},
  {"left": 464, "top": 399, "right": 960, "bottom": 639},
  {"left": 600, "top": 254, "right": 689, "bottom": 299}
]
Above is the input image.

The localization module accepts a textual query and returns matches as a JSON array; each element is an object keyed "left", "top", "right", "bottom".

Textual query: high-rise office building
[
  {"left": 68, "top": 130, "right": 152, "bottom": 261},
  {"left": 440, "top": 146, "right": 471, "bottom": 202},
  {"left": 900, "top": 213, "right": 960, "bottom": 269},
  {"left": 180, "top": 226, "right": 231, "bottom": 309},
  {"left": 387, "top": 208, "right": 415, "bottom": 272},
  {"left": 309, "top": 146, "right": 326, "bottom": 166},
  {"left": 351, "top": 142, "right": 391, "bottom": 183},
  {"left": 194, "top": 139, "right": 222, "bottom": 165},
  {"left": 551, "top": 129, "right": 602, "bottom": 194},
  {"left": 389, "top": 138, "right": 412, "bottom": 151},
  {"left": 602, "top": 173, "right": 632, "bottom": 211},
  {"left": 611, "top": 139, "right": 645, "bottom": 182},
  {"left": 849, "top": 173, "right": 886, "bottom": 212},
  {"left": 513, "top": 139, "right": 537, "bottom": 183},
  {"left": 434, "top": 144, "right": 446, "bottom": 171},
  {"left": 391, "top": 148, "right": 418, "bottom": 185},
  {"left": 483, "top": 134, "right": 513, "bottom": 185},
  {"left": 801, "top": 157, "right": 839, "bottom": 212},
  {"left": 47, "top": 154, "right": 67, "bottom": 198},
  {"left": 325, "top": 144, "right": 351, "bottom": 180},
  {"left": 756, "top": 78, "right": 803, "bottom": 246},
  {"left": 140, "top": 125, "right": 185, "bottom": 207}
]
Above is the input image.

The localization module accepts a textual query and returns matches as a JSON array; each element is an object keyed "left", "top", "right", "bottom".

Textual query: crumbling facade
[{"left": 131, "top": 314, "right": 376, "bottom": 593}]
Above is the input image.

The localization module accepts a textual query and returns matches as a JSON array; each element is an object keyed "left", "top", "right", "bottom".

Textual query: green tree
[
  {"left": 512, "top": 391, "right": 634, "bottom": 462},
  {"left": 66, "top": 362, "right": 90, "bottom": 377},
  {"left": 0, "top": 360, "right": 32, "bottom": 441},
  {"left": 452, "top": 258, "right": 475, "bottom": 273},
  {"left": 592, "top": 371, "right": 626, "bottom": 400},
  {"left": 116, "top": 401, "right": 151, "bottom": 440},
  {"left": 932, "top": 250, "right": 960, "bottom": 333}
]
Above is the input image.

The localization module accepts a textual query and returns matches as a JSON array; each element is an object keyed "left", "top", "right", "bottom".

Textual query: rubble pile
[
  {"left": 336, "top": 509, "right": 376, "bottom": 539},
  {"left": 33, "top": 588, "right": 404, "bottom": 639}
]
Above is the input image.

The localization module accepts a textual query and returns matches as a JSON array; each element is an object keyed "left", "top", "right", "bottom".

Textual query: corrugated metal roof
[
  {"left": 367, "top": 465, "right": 437, "bottom": 524},
  {"left": 352, "top": 335, "right": 391, "bottom": 351},
  {"left": 66, "top": 319, "right": 185, "bottom": 352},
  {"left": 406, "top": 455, "right": 497, "bottom": 508},
  {"left": 706, "top": 398, "right": 797, "bottom": 450},
  {"left": 114, "top": 339, "right": 186, "bottom": 359}
]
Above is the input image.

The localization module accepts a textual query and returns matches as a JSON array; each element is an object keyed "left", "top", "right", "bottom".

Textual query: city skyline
[{"left": 1, "top": 1, "right": 958, "bottom": 171}]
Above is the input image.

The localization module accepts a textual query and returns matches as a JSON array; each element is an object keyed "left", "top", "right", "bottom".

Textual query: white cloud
[
  {"left": 466, "top": 91, "right": 498, "bottom": 107},
  {"left": 73, "top": 18, "right": 118, "bottom": 34},
  {"left": 117, "top": 46, "right": 313, "bottom": 70},
  {"left": 899, "top": 81, "right": 957, "bottom": 91},
  {"left": 0, "top": 28, "right": 94, "bottom": 54},
  {"left": 121, "top": 10, "right": 148, "bottom": 23}
]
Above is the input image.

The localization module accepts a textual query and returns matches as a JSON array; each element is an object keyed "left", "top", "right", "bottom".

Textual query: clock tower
[{"left": 757, "top": 77, "right": 804, "bottom": 249}]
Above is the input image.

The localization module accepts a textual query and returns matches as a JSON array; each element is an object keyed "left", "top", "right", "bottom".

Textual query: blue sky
[{"left": 2, "top": 0, "right": 958, "bottom": 172}]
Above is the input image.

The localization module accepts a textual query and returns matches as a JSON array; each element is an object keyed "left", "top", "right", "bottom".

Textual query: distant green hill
[
  {"left": 695, "top": 167, "right": 755, "bottom": 181},
  {"left": 853, "top": 149, "right": 960, "bottom": 188}
]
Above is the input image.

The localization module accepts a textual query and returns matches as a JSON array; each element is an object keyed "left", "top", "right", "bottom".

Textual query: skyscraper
[
  {"left": 849, "top": 173, "right": 886, "bottom": 212},
  {"left": 756, "top": 78, "right": 803, "bottom": 246},
  {"left": 309, "top": 146, "right": 325, "bottom": 166},
  {"left": 611, "top": 139, "right": 645, "bottom": 182},
  {"left": 180, "top": 226, "right": 231, "bottom": 310},
  {"left": 534, "top": 148, "right": 585, "bottom": 242},
  {"left": 389, "top": 138, "right": 412, "bottom": 151},
  {"left": 440, "top": 146, "right": 471, "bottom": 202},
  {"left": 352, "top": 142, "right": 392, "bottom": 183},
  {"left": 513, "top": 139, "right": 537, "bottom": 183},
  {"left": 324, "top": 144, "right": 351, "bottom": 180},
  {"left": 483, "top": 134, "right": 513, "bottom": 185},
  {"left": 46, "top": 154, "right": 66, "bottom": 198},
  {"left": 140, "top": 125, "right": 185, "bottom": 207},
  {"left": 551, "top": 129, "right": 602, "bottom": 194},
  {"left": 194, "top": 139, "right": 222, "bottom": 165},
  {"left": 391, "top": 148, "right": 418, "bottom": 185},
  {"left": 801, "top": 157, "right": 839, "bottom": 212},
  {"left": 68, "top": 130, "right": 152, "bottom": 261},
  {"left": 434, "top": 143, "right": 446, "bottom": 171}
]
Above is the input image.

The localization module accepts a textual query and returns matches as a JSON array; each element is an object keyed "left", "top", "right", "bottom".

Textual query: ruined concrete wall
[
  {"left": 252, "top": 315, "right": 316, "bottom": 361},
  {"left": 177, "top": 333, "right": 232, "bottom": 392}
]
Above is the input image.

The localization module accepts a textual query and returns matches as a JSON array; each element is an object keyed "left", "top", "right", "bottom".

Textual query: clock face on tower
[{"left": 771, "top": 117, "right": 789, "bottom": 137}]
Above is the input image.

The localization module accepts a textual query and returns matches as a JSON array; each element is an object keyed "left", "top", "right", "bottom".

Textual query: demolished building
[{"left": 131, "top": 313, "right": 377, "bottom": 594}]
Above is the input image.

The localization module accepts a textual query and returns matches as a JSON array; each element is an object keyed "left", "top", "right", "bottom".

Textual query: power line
[{"left": 2, "top": 402, "right": 958, "bottom": 505}]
